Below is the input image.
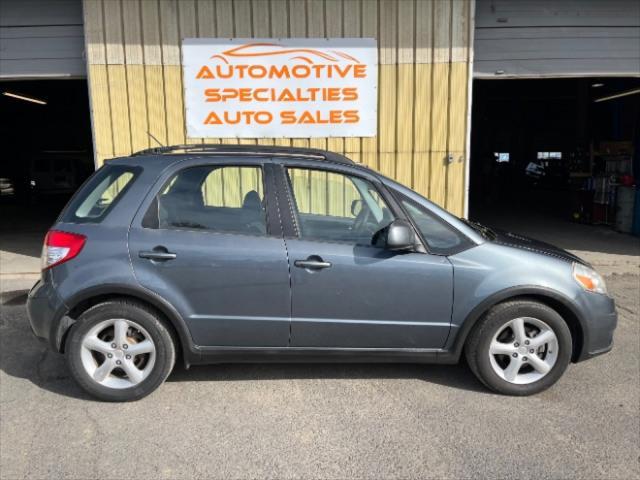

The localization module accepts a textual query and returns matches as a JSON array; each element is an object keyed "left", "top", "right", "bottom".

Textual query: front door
[
  {"left": 129, "top": 162, "right": 291, "bottom": 347},
  {"left": 280, "top": 166, "right": 454, "bottom": 349}
]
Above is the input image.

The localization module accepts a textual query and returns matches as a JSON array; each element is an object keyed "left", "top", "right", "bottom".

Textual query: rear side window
[
  {"left": 147, "top": 165, "right": 267, "bottom": 236},
  {"left": 61, "top": 165, "right": 138, "bottom": 223}
]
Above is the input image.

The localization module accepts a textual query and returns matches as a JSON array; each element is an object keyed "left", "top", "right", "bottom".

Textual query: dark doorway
[
  {"left": 0, "top": 79, "right": 94, "bottom": 265},
  {"left": 0, "top": 79, "right": 94, "bottom": 204},
  {"left": 468, "top": 78, "right": 640, "bottom": 232}
]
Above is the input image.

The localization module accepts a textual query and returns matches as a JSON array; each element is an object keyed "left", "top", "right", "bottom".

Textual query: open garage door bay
[
  {"left": 469, "top": 1, "right": 640, "bottom": 271},
  {"left": 0, "top": 0, "right": 91, "bottom": 278}
]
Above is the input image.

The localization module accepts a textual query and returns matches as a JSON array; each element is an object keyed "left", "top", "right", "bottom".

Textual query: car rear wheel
[
  {"left": 465, "top": 300, "right": 572, "bottom": 396},
  {"left": 66, "top": 300, "right": 175, "bottom": 401}
]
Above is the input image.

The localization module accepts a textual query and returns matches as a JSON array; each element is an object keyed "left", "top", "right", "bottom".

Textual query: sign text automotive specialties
[{"left": 182, "top": 38, "right": 377, "bottom": 138}]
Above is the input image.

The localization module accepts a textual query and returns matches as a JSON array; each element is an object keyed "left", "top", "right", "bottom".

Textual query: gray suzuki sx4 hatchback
[{"left": 27, "top": 145, "right": 617, "bottom": 401}]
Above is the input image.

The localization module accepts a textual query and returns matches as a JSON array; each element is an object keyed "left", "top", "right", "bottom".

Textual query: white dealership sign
[{"left": 182, "top": 38, "right": 377, "bottom": 138}]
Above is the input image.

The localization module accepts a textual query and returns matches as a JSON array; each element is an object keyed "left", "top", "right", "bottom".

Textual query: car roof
[{"left": 114, "top": 144, "right": 355, "bottom": 167}]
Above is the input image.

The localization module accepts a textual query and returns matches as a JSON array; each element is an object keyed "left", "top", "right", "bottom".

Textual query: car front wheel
[
  {"left": 465, "top": 300, "right": 573, "bottom": 396},
  {"left": 66, "top": 300, "right": 176, "bottom": 402}
]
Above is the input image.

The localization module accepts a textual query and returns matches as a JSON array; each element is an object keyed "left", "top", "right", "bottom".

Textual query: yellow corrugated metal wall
[{"left": 83, "top": 0, "right": 474, "bottom": 216}]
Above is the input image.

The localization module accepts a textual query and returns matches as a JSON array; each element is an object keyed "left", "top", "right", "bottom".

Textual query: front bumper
[
  {"left": 26, "top": 274, "right": 68, "bottom": 351},
  {"left": 575, "top": 291, "right": 617, "bottom": 362}
]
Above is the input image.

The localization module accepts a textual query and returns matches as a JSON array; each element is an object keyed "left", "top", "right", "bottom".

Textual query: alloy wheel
[
  {"left": 80, "top": 318, "right": 156, "bottom": 389},
  {"left": 488, "top": 317, "right": 559, "bottom": 385}
]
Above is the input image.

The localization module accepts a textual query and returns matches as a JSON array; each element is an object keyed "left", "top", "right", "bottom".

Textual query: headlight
[{"left": 572, "top": 262, "right": 607, "bottom": 295}]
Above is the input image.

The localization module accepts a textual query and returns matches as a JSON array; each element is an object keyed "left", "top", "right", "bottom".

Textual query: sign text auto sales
[{"left": 182, "top": 39, "right": 378, "bottom": 138}]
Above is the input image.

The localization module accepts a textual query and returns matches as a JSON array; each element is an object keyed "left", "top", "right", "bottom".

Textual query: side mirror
[
  {"left": 350, "top": 199, "right": 363, "bottom": 216},
  {"left": 373, "top": 219, "right": 416, "bottom": 251}
]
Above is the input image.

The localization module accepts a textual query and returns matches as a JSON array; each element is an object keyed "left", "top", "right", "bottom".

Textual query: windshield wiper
[{"left": 461, "top": 218, "right": 496, "bottom": 240}]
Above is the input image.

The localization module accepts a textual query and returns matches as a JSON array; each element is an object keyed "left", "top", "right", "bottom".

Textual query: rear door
[
  {"left": 128, "top": 159, "right": 291, "bottom": 347},
  {"left": 277, "top": 163, "right": 454, "bottom": 349}
]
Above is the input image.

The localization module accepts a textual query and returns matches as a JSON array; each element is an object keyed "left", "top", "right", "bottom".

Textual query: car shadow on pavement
[
  {"left": 1, "top": 290, "right": 29, "bottom": 306},
  {"left": 166, "top": 361, "right": 488, "bottom": 394},
  {"left": 1, "top": 291, "right": 487, "bottom": 400},
  {"left": 1, "top": 290, "right": 94, "bottom": 401}
]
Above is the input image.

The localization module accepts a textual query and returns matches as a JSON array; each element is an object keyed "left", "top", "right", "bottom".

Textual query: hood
[{"left": 491, "top": 229, "right": 589, "bottom": 266}]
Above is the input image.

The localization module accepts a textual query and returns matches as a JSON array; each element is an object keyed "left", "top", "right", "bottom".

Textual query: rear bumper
[
  {"left": 575, "top": 292, "right": 617, "bottom": 362},
  {"left": 26, "top": 276, "right": 68, "bottom": 351}
]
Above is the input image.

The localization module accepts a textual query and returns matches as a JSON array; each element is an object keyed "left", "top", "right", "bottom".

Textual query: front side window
[
  {"left": 61, "top": 164, "right": 137, "bottom": 223},
  {"left": 399, "top": 195, "right": 466, "bottom": 254},
  {"left": 155, "top": 165, "right": 266, "bottom": 235},
  {"left": 287, "top": 168, "right": 393, "bottom": 245}
]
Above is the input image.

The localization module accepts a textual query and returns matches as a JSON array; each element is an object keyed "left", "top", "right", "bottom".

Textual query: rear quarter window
[{"left": 60, "top": 165, "right": 139, "bottom": 223}]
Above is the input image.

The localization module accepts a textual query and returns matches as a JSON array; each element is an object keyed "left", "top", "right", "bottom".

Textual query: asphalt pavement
[{"left": 1, "top": 272, "right": 638, "bottom": 479}]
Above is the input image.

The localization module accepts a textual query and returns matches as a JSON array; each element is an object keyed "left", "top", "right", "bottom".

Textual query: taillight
[{"left": 41, "top": 230, "right": 86, "bottom": 270}]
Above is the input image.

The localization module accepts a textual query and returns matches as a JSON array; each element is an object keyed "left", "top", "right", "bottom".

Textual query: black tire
[
  {"left": 66, "top": 299, "right": 176, "bottom": 402},
  {"left": 465, "top": 299, "right": 572, "bottom": 396}
]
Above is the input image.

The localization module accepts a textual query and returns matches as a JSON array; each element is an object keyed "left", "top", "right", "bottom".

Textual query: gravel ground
[{"left": 0, "top": 273, "right": 638, "bottom": 480}]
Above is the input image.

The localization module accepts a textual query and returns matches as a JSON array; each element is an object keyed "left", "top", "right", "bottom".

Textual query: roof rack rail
[{"left": 132, "top": 143, "right": 354, "bottom": 165}]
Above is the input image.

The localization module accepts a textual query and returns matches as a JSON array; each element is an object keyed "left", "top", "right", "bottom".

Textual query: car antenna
[{"left": 147, "top": 131, "right": 165, "bottom": 147}]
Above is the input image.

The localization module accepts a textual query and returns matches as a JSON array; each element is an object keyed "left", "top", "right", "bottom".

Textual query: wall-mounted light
[
  {"left": 591, "top": 83, "right": 604, "bottom": 88},
  {"left": 2, "top": 91, "right": 47, "bottom": 105},
  {"left": 594, "top": 88, "right": 640, "bottom": 103}
]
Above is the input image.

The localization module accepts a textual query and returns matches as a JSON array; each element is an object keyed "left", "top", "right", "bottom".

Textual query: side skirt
[{"left": 190, "top": 346, "right": 460, "bottom": 365}]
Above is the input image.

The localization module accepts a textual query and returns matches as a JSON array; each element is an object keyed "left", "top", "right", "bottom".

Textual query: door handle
[
  {"left": 294, "top": 256, "right": 332, "bottom": 270},
  {"left": 139, "top": 249, "right": 177, "bottom": 261}
]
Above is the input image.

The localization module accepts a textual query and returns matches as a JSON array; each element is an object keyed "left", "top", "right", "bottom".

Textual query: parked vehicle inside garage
[
  {"left": 27, "top": 145, "right": 617, "bottom": 401},
  {"left": 27, "top": 151, "right": 93, "bottom": 203}
]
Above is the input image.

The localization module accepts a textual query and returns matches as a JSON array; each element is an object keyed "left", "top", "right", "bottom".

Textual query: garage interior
[
  {"left": 0, "top": 80, "right": 93, "bottom": 273},
  {"left": 0, "top": 0, "right": 91, "bottom": 275},
  {"left": 469, "top": 77, "right": 640, "bottom": 240},
  {"left": 0, "top": 79, "right": 94, "bottom": 203},
  {"left": 469, "top": 0, "right": 640, "bottom": 259}
]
